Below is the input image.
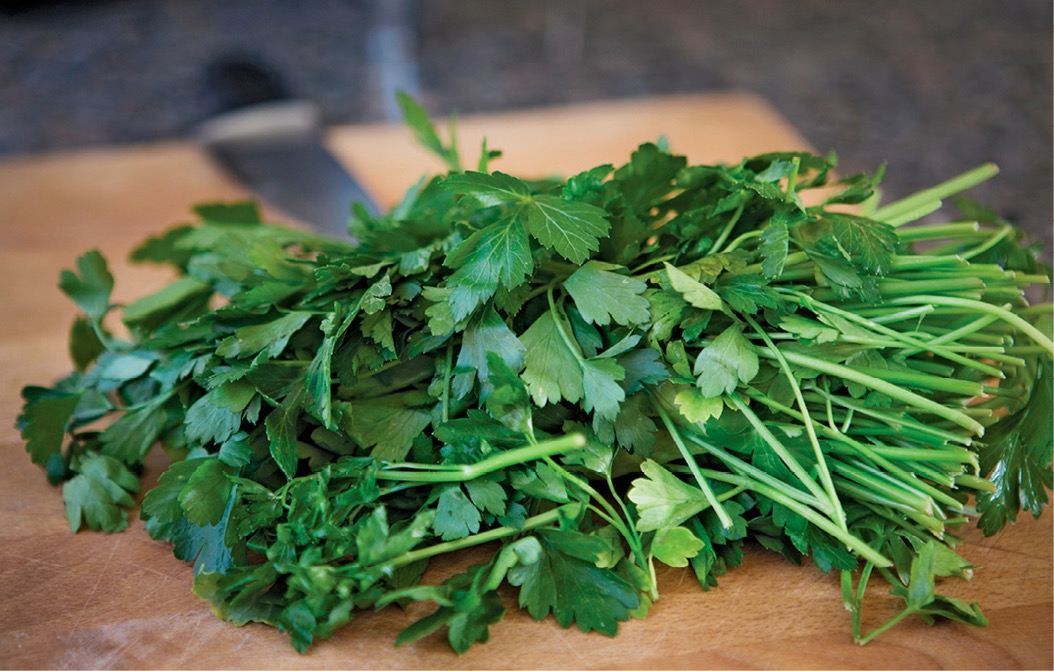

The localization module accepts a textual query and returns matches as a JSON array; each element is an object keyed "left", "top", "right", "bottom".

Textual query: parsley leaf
[
  {"left": 445, "top": 218, "right": 534, "bottom": 320},
  {"left": 692, "top": 326, "right": 760, "bottom": 398},
  {"left": 63, "top": 453, "right": 140, "bottom": 533},
  {"left": 564, "top": 261, "right": 650, "bottom": 327},
  {"left": 508, "top": 528, "right": 639, "bottom": 635},
  {"left": 523, "top": 195, "right": 610, "bottom": 265},
  {"left": 59, "top": 250, "right": 113, "bottom": 324}
]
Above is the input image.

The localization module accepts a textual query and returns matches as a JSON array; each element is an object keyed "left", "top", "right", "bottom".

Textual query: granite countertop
[{"left": 1, "top": 0, "right": 1050, "bottom": 252}]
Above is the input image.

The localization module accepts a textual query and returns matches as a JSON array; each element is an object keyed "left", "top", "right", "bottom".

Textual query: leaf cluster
[{"left": 18, "top": 99, "right": 1053, "bottom": 654}]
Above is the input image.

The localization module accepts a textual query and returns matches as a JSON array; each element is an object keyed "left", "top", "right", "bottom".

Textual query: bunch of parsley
[{"left": 19, "top": 96, "right": 1053, "bottom": 653}]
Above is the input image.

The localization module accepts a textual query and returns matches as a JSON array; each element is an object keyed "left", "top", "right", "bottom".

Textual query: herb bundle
[{"left": 19, "top": 97, "right": 1053, "bottom": 653}]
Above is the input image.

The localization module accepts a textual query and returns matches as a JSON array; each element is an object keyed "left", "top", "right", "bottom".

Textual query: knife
[{"left": 194, "top": 58, "right": 381, "bottom": 238}]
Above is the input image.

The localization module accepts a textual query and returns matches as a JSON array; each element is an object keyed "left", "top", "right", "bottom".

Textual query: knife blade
[{"left": 195, "top": 60, "right": 380, "bottom": 238}]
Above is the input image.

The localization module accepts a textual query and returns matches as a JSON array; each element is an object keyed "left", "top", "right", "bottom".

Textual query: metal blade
[{"left": 196, "top": 100, "right": 379, "bottom": 238}]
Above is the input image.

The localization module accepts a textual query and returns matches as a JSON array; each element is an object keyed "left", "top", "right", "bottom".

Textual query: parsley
[{"left": 18, "top": 97, "right": 1053, "bottom": 654}]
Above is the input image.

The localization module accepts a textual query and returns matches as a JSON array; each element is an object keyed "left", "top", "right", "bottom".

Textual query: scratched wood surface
[{"left": 0, "top": 94, "right": 1050, "bottom": 670}]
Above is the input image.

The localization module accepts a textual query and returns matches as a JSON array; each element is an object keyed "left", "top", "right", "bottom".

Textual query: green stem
[
  {"left": 765, "top": 347, "right": 986, "bottom": 435},
  {"left": 441, "top": 342, "right": 454, "bottom": 423},
  {"left": 896, "top": 221, "right": 979, "bottom": 241},
  {"left": 687, "top": 457, "right": 892, "bottom": 567},
  {"left": 377, "top": 433, "right": 586, "bottom": 483},
  {"left": 387, "top": 504, "right": 581, "bottom": 570},
  {"left": 857, "top": 608, "right": 914, "bottom": 646},
  {"left": 728, "top": 391, "right": 837, "bottom": 517},
  {"left": 708, "top": 200, "right": 747, "bottom": 255},
  {"left": 649, "top": 393, "right": 734, "bottom": 528},
  {"left": 959, "top": 225, "right": 1012, "bottom": 260},
  {"left": 743, "top": 388, "right": 970, "bottom": 511},
  {"left": 881, "top": 296, "right": 1054, "bottom": 355},
  {"left": 871, "top": 164, "right": 999, "bottom": 226},
  {"left": 783, "top": 289, "right": 1004, "bottom": 379}
]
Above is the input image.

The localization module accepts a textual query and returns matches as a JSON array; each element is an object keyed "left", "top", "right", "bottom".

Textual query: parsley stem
[
  {"left": 895, "top": 221, "right": 980, "bottom": 241},
  {"left": 386, "top": 503, "right": 582, "bottom": 570},
  {"left": 685, "top": 454, "right": 892, "bottom": 567},
  {"left": 377, "top": 433, "right": 587, "bottom": 482},
  {"left": 878, "top": 296, "right": 1054, "bottom": 355},
  {"left": 546, "top": 288, "right": 586, "bottom": 362},
  {"left": 728, "top": 392, "right": 836, "bottom": 517},
  {"left": 741, "top": 313, "right": 845, "bottom": 527},
  {"left": 707, "top": 200, "right": 746, "bottom": 256},
  {"left": 802, "top": 387, "right": 973, "bottom": 446},
  {"left": 782, "top": 290, "right": 1004, "bottom": 379},
  {"left": 719, "top": 229, "right": 761, "bottom": 253},
  {"left": 785, "top": 156, "right": 802, "bottom": 200},
  {"left": 742, "top": 388, "right": 970, "bottom": 511},
  {"left": 762, "top": 347, "right": 986, "bottom": 435},
  {"left": 856, "top": 608, "right": 913, "bottom": 646},
  {"left": 441, "top": 342, "right": 453, "bottom": 423},
  {"left": 958, "top": 225, "right": 1012, "bottom": 261},
  {"left": 871, "top": 163, "right": 999, "bottom": 226},
  {"left": 648, "top": 393, "right": 735, "bottom": 529},
  {"left": 676, "top": 435, "right": 824, "bottom": 510}
]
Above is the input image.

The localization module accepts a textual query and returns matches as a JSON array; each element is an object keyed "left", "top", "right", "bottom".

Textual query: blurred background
[{"left": 1, "top": 0, "right": 1051, "bottom": 254}]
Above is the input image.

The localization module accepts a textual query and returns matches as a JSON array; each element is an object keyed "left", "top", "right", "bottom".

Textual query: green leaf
[
  {"left": 336, "top": 395, "right": 433, "bottom": 461},
  {"left": 582, "top": 358, "right": 626, "bottom": 422},
  {"left": 673, "top": 387, "right": 724, "bottom": 424},
  {"left": 508, "top": 528, "right": 639, "bottom": 636},
  {"left": 717, "top": 274, "right": 780, "bottom": 316},
  {"left": 524, "top": 195, "right": 610, "bottom": 264},
  {"left": 433, "top": 486, "right": 482, "bottom": 541},
  {"left": 59, "top": 250, "right": 113, "bottom": 323},
  {"left": 122, "top": 276, "right": 212, "bottom": 331},
  {"left": 396, "top": 91, "right": 461, "bottom": 172},
  {"left": 906, "top": 541, "right": 937, "bottom": 610},
  {"left": 627, "top": 459, "right": 709, "bottom": 532},
  {"left": 452, "top": 306, "right": 525, "bottom": 398},
  {"left": 150, "top": 497, "right": 237, "bottom": 575},
  {"left": 483, "top": 352, "right": 533, "bottom": 435},
  {"left": 663, "top": 263, "right": 724, "bottom": 311},
  {"left": 564, "top": 261, "right": 650, "bottom": 327},
  {"left": 779, "top": 314, "right": 839, "bottom": 344},
  {"left": 464, "top": 475, "right": 508, "bottom": 517},
  {"left": 619, "top": 347, "right": 669, "bottom": 393},
  {"left": 445, "top": 218, "right": 534, "bottom": 320},
  {"left": 356, "top": 507, "right": 435, "bottom": 566},
  {"left": 614, "top": 142, "right": 687, "bottom": 213},
  {"left": 99, "top": 398, "right": 171, "bottom": 465},
  {"left": 69, "top": 316, "right": 105, "bottom": 371},
  {"left": 19, "top": 388, "right": 80, "bottom": 477},
  {"left": 652, "top": 525, "right": 705, "bottom": 567},
  {"left": 805, "top": 236, "right": 879, "bottom": 302},
  {"left": 265, "top": 382, "right": 305, "bottom": 479},
  {"left": 63, "top": 453, "right": 140, "bottom": 533},
  {"left": 442, "top": 171, "right": 530, "bottom": 207},
  {"left": 216, "top": 311, "right": 313, "bottom": 360},
  {"left": 178, "top": 457, "right": 235, "bottom": 527},
  {"left": 759, "top": 219, "right": 790, "bottom": 278},
  {"left": 644, "top": 289, "right": 687, "bottom": 342},
  {"left": 692, "top": 326, "right": 759, "bottom": 398},
  {"left": 829, "top": 213, "right": 898, "bottom": 275},
  {"left": 193, "top": 201, "right": 262, "bottom": 225},
  {"left": 976, "top": 368, "right": 1053, "bottom": 534},
  {"left": 520, "top": 311, "right": 584, "bottom": 407},
  {"left": 392, "top": 562, "right": 507, "bottom": 655},
  {"left": 304, "top": 307, "right": 356, "bottom": 429},
  {"left": 510, "top": 463, "right": 570, "bottom": 503}
]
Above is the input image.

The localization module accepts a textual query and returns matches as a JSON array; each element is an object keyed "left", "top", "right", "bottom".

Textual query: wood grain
[{"left": 0, "top": 93, "right": 1050, "bottom": 670}]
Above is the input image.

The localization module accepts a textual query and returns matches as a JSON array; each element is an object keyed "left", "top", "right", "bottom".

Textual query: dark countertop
[{"left": 1, "top": 0, "right": 1051, "bottom": 255}]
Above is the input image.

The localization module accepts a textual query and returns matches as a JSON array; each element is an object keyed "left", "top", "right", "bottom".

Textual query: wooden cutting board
[{"left": 0, "top": 94, "right": 1050, "bottom": 670}]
